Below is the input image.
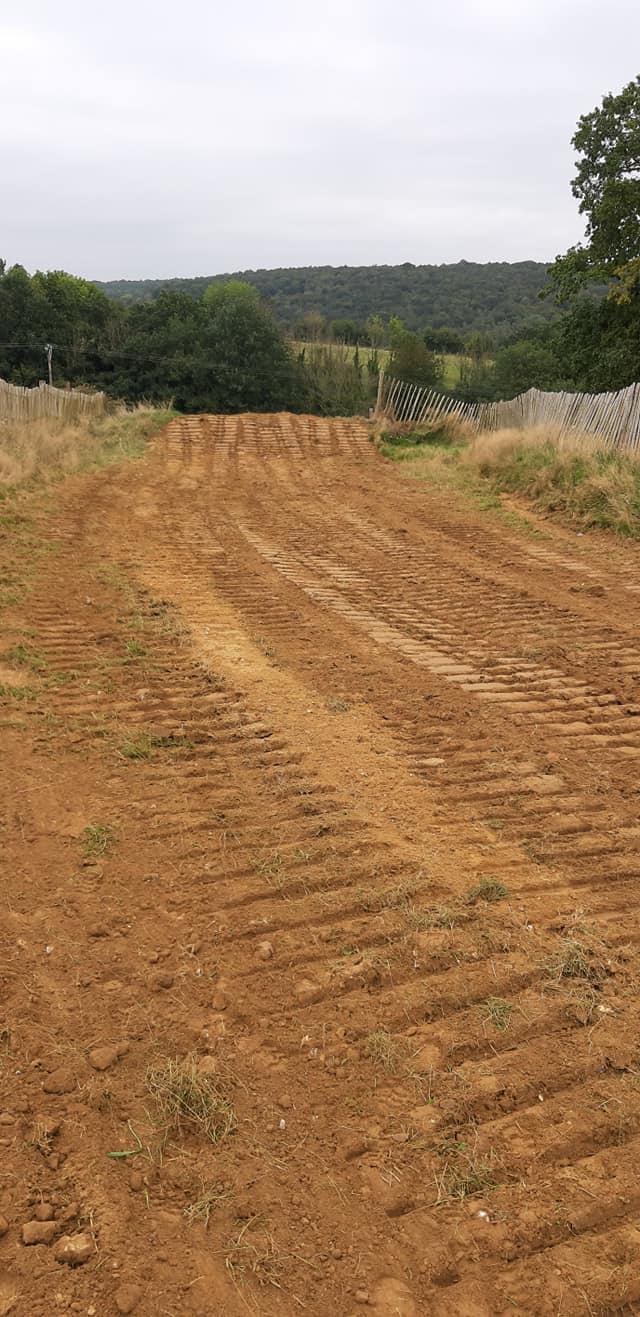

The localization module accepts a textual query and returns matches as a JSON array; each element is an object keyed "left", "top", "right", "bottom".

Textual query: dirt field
[{"left": 3, "top": 413, "right": 640, "bottom": 1317}]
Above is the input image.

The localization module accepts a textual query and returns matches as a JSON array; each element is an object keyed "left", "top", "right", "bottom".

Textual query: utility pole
[{"left": 44, "top": 343, "right": 53, "bottom": 386}]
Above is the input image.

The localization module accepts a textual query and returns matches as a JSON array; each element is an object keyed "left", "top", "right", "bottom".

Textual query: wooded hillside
[{"left": 96, "top": 260, "right": 557, "bottom": 337}]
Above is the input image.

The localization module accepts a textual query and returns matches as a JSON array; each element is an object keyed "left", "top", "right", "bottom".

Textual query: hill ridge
[{"left": 95, "top": 259, "right": 555, "bottom": 337}]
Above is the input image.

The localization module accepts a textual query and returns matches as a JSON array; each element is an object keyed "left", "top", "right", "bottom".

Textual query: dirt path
[{"left": 3, "top": 413, "right": 640, "bottom": 1317}]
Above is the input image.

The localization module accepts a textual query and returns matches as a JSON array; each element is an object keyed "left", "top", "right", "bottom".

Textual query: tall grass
[
  {"left": 465, "top": 426, "right": 640, "bottom": 537},
  {"left": 374, "top": 415, "right": 475, "bottom": 453},
  {"left": 295, "top": 343, "right": 378, "bottom": 416},
  {"left": 379, "top": 419, "right": 640, "bottom": 540},
  {"left": 0, "top": 405, "right": 175, "bottom": 488}
]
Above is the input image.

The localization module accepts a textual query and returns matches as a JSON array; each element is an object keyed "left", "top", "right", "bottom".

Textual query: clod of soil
[
  {"left": 88, "top": 1041, "right": 130, "bottom": 1071},
  {"left": 54, "top": 1233, "right": 94, "bottom": 1266},
  {"left": 22, "top": 1220, "right": 56, "bottom": 1246},
  {"left": 42, "top": 1067, "right": 76, "bottom": 1094},
  {"left": 114, "top": 1283, "right": 143, "bottom": 1314}
]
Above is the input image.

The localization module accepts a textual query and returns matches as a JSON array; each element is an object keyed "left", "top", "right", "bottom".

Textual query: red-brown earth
[{"left": 2, "top": 413, "right": 640, "bottom": 1315}]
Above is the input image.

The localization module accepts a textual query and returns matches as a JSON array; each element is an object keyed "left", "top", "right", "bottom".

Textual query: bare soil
[{"left": 2, "top": 413, "right": 640, "bottom": 1316}]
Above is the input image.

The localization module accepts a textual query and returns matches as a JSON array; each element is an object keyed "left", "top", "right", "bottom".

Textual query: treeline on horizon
[
  {"left": 96, "top": 260, "right": 560, "bottom": 339},
  {"left": 0, "top": 255, "right": 637, "bottom": 416}
]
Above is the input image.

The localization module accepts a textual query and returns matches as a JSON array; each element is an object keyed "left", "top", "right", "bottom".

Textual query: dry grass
[
  {"left": 545, "top": 937, "right": 609, "bottom": 985},
  {"left": 146, "top": 1056, "right": 236, "bottom": 1144},
  {"left": 375, "top": 414, "right": 475, "bottom": 450},
  {"left": 363, "top": 1029, "right": 401, "bottom": 1073},
  {"left": 184, "top": 1182, "right": 231, "bottom": 1227},
  {"left": 465, "top": 425, "right": 640, "bottom": 537},
  {"left": 0, "top": 405, "right": 174, "bottom": 487},
  {"left": 436, "top": 1137, "right": 499, "bottom": 1202},
  {"left": 223, "top": 1216, "right": 282, "bottom": 1289},
  {"left": 466, "top": 877, "right": 509, "bottom": 904}
]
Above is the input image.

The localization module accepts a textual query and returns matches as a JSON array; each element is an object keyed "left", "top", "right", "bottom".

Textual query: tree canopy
[
  {"left": 548, "top": 76, "right": 640, "bottom": 300},
  {"left": 96, "top": 260, "right": 560, "bottom": 339}
]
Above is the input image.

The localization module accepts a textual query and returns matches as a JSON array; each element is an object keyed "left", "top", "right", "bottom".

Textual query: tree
[
  {"left": 423, "top": 325, "right": 464, "bottom": 354},
  {"left": 548, "top": 76, "right": 640, "bottom": 299},
  {"left": 365, "top": 314, "right": 385, "bottom": 347},
  {"left": 555, "top": 296, "right": 640, "bottom": 392},
  {"left": 492, "top": 340, "right": 563, "bottom": 399},
  {"left": 465, "top": 330, "right": 494, "bottom": 361},
  {"left": 202, "top": 278, "right": 261, "bottom": 312},
  {"left": 292, "top": 311, "right": 326, "bottom": 341},
  {"left": 544, "top": 77, "right": 640, "bottom": 392},
  {"left": 101, "top": 282, "right": 307, "bottom": 413},
  {"left": 0, "top": 262, "right": 119, "bottom": 386},
  {"left": 329, "top": 318, "right": 362, "bottom": 345},
  {"left": 389, "top": 328, "right": 442, "bottom": 388}
]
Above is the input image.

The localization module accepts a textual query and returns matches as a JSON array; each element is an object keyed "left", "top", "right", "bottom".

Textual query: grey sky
[{"left": 1, "top": 0, "right": 639, "bottom": 279}]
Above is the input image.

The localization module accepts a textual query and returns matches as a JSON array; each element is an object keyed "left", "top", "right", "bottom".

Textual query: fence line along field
[
  {"left": 0, "top": 378, "right": 105, "bottom": 422},
  {"left": 378, "top": 373, "right": 640, "bottom": 451},
  {"left": 4, "top": 409, "right": 640, "bottom": 1316}
]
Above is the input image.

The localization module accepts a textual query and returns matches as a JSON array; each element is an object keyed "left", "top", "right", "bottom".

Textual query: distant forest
[{"left": 96, "top": 261, "right": 558, "bottom": 338}]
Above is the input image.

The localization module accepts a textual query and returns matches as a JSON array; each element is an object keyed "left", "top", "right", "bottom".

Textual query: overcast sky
[{"left": 1, "top": 0, "right": 638, "bottom": 279}]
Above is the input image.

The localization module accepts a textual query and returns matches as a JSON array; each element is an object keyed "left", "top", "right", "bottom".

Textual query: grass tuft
[
  {"left": 122, "top": 637, "right": 147, "bottom": 661},
  {"left": 466, "top": 877, "right": 509, "bottom": 904},
  {"left": 363, "top": 1029, "right": 401, "bottom": 1073},
  {"left": 436, "top": 1139, "right": 499, "bottom": 1201},
  {"left": 546, "top": 938, "right": 608, "bottom": 984},
  {"left": 0, "top": 682, "right": 38, "bottom": 701},
  {"left": 82, "top": 823, "right": 116, "bottom": 857},
  {"left": 482, "top": 997, "right": 512, "bottom": 1031},
  {"left": 407, "top": 904, "right": 460, "bottom": 930},
  {"left": 184, "top": 1182, "right": 230, "bottom": 1227},
  {"left": 118, "top": 730, "right": 193, "bottom": 760},
  {"left": 146, "top": 1056, "right": 235, "bottom": 1144},
  {"left": 6, "top": 642, "right": 46, "bottom": 672},
  {"left": 224, "top": 1215, "right": 281, "bottom": 1288}
]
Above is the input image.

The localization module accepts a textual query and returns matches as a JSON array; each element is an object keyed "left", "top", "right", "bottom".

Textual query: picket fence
[
  {"left": 0, "top": 379, "right": 106, "bottom": 422},
  {"left": 374, "top": 373, "right": 640, "bottom": 453}
]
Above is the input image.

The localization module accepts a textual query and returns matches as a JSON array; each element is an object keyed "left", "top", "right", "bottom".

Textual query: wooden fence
[
  {"left": 0, "top": 379, "right": 106, "bottom": 423},
  {"left": 375, "top": 373, "right": 640, "bottom": 453}
]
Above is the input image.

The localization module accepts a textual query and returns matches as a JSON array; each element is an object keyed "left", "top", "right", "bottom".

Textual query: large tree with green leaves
[
  {"left": 549, "top": 76, "right": 640, "bottom": 300},
  {"left": 0, "top": 262, "right": 121, "bottom": 386},
  {"left": 100, "top": 281, "right": 307, "bottom": 413}
]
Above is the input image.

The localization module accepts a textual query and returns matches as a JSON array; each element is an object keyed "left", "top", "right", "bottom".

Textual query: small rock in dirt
[
  {"left": 210, "top": 988, "right": 228, "bottom": 1012},
  {"left": 343, "top": 1137, "right": 369, "bottom": 1162},
  {"left": 0, "top": 1214, "right": 9, "bottom": 1237},
  {"left": 150, "top": 971, "right": 174, "bottom": 992},
  {"left": 22, "top": 1220, "right": 57, "bottom": 1245},
  {"left": 34, "top": 1204, "right": 55, "bottom": 1222},
  {"left": 278, "top": 1094, "right": 292, "bottom": 1110},
  {"left": 295, "top": 978, "right": 323, "bottom": 1006},
  {"left": 0, "top": 1113, "right": 15, "bottom": 1126},
  {"left": 114, "top": 1284, "right": 142, "bottom": 1314},
  {"left": 42, "top": 1068, "right": 76, "bottom": 1095},
  {"left": 355, "top": 1291, "right": 370, "bottom": 1305},
  {"left": 88, "top": 1042, "right": 129, "bottom": 1072},
  {"left": 129, "top": 1172, "right": 143, "bottom": 1193},
  {"left": 88, "top": 924, "right": 109, "bottom": 939},
  {"left": 255, "top": 940, "right": 273, "bottom": 961},
  {"left": 54, "top": 1233, "right": 94, "bottom": 1266},
  {"left": 197, "top": 1055, "right": 218, "bottom": 1075}
]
